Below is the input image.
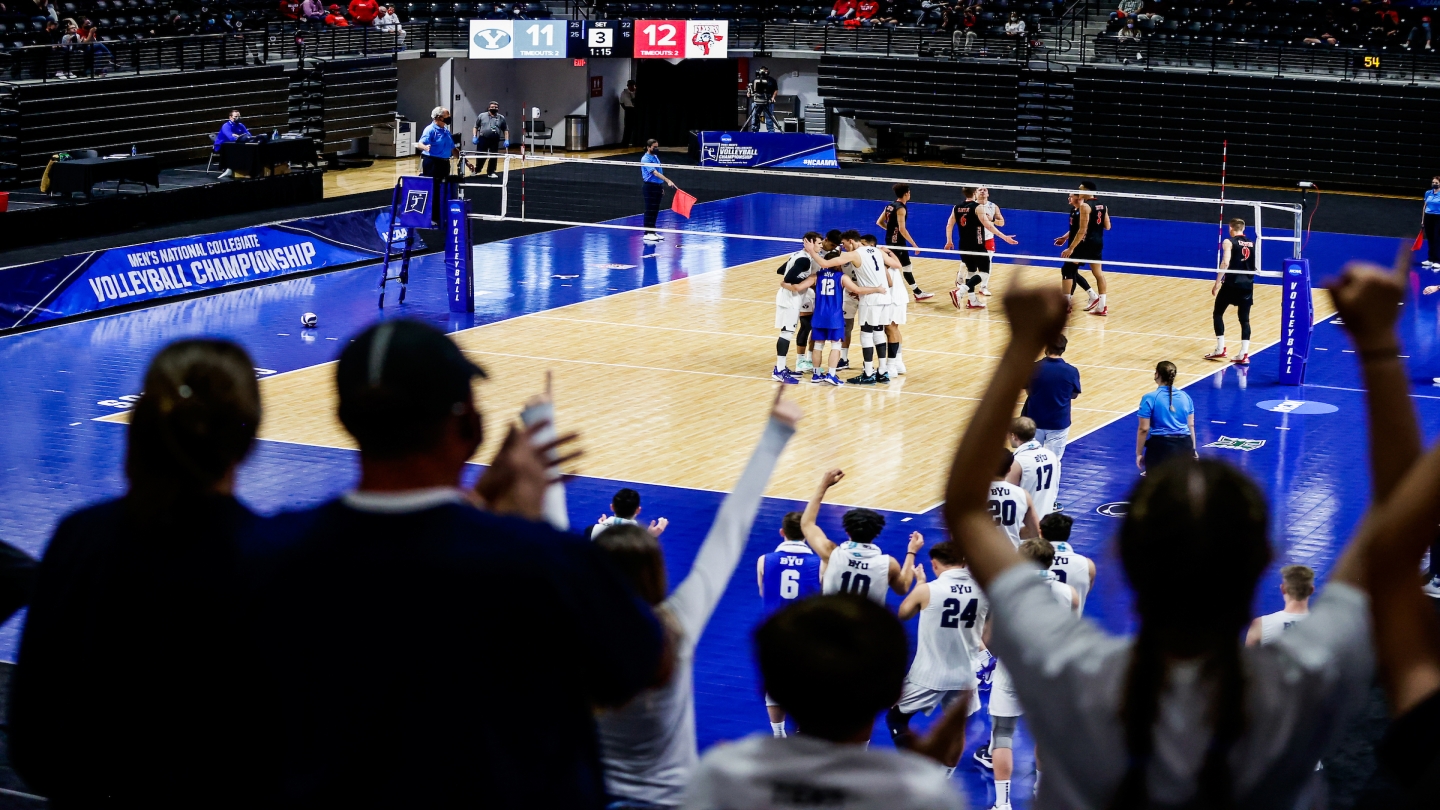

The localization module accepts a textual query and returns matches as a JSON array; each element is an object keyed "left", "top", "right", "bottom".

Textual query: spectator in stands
[
  {"left": 827, "top": 0, "right": 857, "bottom": 24},
  {"left": 913, "top": 0, "right": 941, "bottom": 26},
  {"left": 41, "top": 18, "right": 59, "bottom": 43},
  {"left": 213, "top": 109, "right": 250, "bottom": 180},
  {"left": 1407, "top": 15, "right": 1432, "bottom": 50},
  {"left": 376, "top": 3, "right": 404, "bottom": 46},
  {"left": 325, "top": 4, "right": 350, "bottom": 25},
  {"left": 1110, "top": 0, "right": 1141, "bottom": 22},
  {"left": 253, "top": 319, "right": 664, "bottom": 808},
  {"left": 348, "top": 0, "right": 378, "bottom": 27},
  {"left": 10, "top": 339, "right": 272, "bottom": 809},
  {"left": 301, "top": 0, "right": 326, "bottom": 26},
  {"left": 854, "top": 0, "right": 880, "bottom": 26},
  {"left": 29, "top": 0, "right": 57, "bottom": 24},
  {"left": 471, "top": 101, "right": 508, "bottom": 178},
  {"left": 683, "top": 596, "right": 968, "bottom": 809},
  {"left": 1118, "top": 17, "right": 1144, "bottom": 62},
  {"left": 279, "top": 0, "right": 301, "bottom": 20}
]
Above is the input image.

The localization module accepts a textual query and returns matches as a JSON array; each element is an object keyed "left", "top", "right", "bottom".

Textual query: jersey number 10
[{"left": 839, "top": 570, "right": 871, "bottom": 596}]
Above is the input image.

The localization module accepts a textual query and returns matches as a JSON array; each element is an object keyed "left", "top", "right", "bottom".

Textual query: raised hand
[
  {"left": 913, "top": 563, "right": 928, "bottom": 585},
  {"left": 907, "top": 531, "right": 925, "bottom": 555},
  {"left": 474, "top": 419, "right": 581, "bottom": 521},
  {"left": 771, "top": 385, "right": 804, "bottom": 429},
  {"left": 648, "top": 517, "right": 669, "bottom": 537},
  {"left": 819, "top": 468, "right": 845, "bottom": 490},
  {"left": 1002, "top": 284, "right": 1068, "bottom": 349}
]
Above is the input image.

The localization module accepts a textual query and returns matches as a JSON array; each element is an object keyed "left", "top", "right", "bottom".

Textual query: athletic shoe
[
  {"left": 837, "top": 358, "right": 851, "bottom": 370},
  {"left": 825, "top": 373, "right": 845, "bottom": 386},
  {"left": 810, "top": 372, "right": 826, "bottom": 384},
  {"left": 892, "top": 361, "right": 906, "bottom": 375},
  {"left": 965, "top": 298, "right": 986, "bottom": 310},
  {"left": 771, "top": 368, "right": 799, "bottom": 384},
  {"left": 1088, "top": 306, "right": 1108, "bottom": 316},
  {"left": 643, "top": 233, "right": 661, "bottom": 243},
  {"left": 797, "top": 357, "right": 814, "bottom": 373},
  {"left": 914, "top": 290, "right": 935, "bottom": 301},
  {"left": 973, "top": 744, "right": 994, "bottom": 770},
  {"left": 1434, "top": 377, "right": 1440, "bottom": 386},
  {"left": 1052, "top": 502, "right": 1065, "bottom": 512},
  {"left": 976, "top": 650, "right": 997, "bottom": 685},
  {"left": 1084, "top": 296, "right": 1102, "bottom": 312},
  {"left": 487, "top": 173, "right": 499, "bottom": 179},
  {"left": 1425, "top": 261, "right": 1435, "bottom": 269},
  {"left": 1232, "top": 353, "right": 1250, "bottom": 366},
  {"left": 848, "top": 373, "right": 877, "bottom": 385},
  {"left": 1203, "top": 349, "right": 1228, "bottom": 361},
  {"left": 875, "top": 372, "right": 891, "bottom": 383},
  {"left": 949, "top": 288, "right": 962, "bottom": 309}
]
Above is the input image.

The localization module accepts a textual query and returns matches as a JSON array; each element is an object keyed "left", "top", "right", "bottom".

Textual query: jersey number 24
[{"left": 941, "top": 597, "right": 979, "bottom": 628}]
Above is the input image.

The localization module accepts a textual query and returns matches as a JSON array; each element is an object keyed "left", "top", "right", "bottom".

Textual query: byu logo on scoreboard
[
  {"left": 473, "top": 27, "right": 511, "bottom": 49},
  {"left": 403, "top": 189, "right": 429, "bottom": 215}
]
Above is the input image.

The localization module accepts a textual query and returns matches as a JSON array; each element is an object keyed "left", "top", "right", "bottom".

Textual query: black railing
[
  {"left": 1087, "top": 33, "right": 1440, "bottom": 84},
  {"left": 732, "top": 20, "right": 1063, "bottom": 61}
]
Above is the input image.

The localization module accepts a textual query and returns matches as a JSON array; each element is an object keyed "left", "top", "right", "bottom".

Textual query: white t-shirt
[
  {"left": 821, "top": 542, "right": 892, "bottom": 606},
  {"left": 682, "top": 734, "right": 966, "bottom": 810},
  {"left": 1258, "top": 609, "right": 1309, "bottom": 645},
  {"left": 987, "top": 480, "right": 1029, "bottom": 547},
  {"left": 1048, "top": 541, "right": 1092, "bottom": 610},
  {"left": 1013, "top": 439, "right": 1061, "bottom": 517},
  {"left": 908, "top": 568, "right": 989, "bottom": 690},
  {"left": 987, "top": 564, "right": 1373, "bottom": 810},
  {"left": 852, "top": 246, "right": 891, "bottom": 307}
]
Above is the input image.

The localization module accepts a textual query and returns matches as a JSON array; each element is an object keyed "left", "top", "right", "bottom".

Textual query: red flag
[
  {"left": 671, "top": 188, "right": 696, "bottom": 219},
  {"left": 1414, "top": 232, "right": 1425, "bottom": 251}
]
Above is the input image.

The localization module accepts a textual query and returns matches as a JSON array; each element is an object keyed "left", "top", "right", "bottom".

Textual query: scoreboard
[{"left": 470, "top": 19, "right": 727, "bottom": 60}]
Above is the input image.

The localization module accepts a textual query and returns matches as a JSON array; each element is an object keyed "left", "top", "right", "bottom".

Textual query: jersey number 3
[
  {"left": 941, "top": 597, "right": 979, "bottom": 628},
  {"left": 839, "top": 570, "right": 871, "bottom": 596}
]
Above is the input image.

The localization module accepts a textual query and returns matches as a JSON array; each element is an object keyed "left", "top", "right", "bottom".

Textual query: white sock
[
  {"left": 841, "top": 347, "right": 850, "bottom": 361},
  {"left": 864, "top": 359, "right": 874, "bottom": 375},
  {"left": 1240, "top": 339, "right": 1250, "bottom": 356},
  {"left": 996, "top": 779, "right": 1012, "bottom": 809},
  {"left": 877, "top": 347, "right": 888, "bottom": 372},
  {"left": 892, "top": 347, "right": 902, "bottom": 363},
  {"left": 770, "top": 721, "right": 786, "bottom": 737},
  {"left": 1098, "top": 293, "right": 1107, "bottom": 307},
  {"left": 1087, "top": 288, "right": 1099, "bottom": 301},
  {"left": 1214, "top": 336, "right": 1225, "bottom": 354}
]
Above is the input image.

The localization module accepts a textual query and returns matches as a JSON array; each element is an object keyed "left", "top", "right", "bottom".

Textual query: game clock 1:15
[{"left": 568, "top": 20, "right": 633, "bottom": 58}]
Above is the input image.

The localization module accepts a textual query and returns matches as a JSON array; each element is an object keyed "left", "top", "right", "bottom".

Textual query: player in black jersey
[
  {"left": 1206, "top": 218, "right": 1256, "bottom": 366},
  {"left": 945, "top": 186, "right": 1017, "bottom": 310},
  {"left": 1055, "top": 181, "right": 1112, "bottom": 316},
  {"left": 876, "top": 184, "right": 934, "bottom": 301}
]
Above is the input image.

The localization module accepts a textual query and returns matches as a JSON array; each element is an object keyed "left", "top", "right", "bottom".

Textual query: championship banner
[
  {"left": 446, "top": 198, "right": 474, "bottom": 313},
  {"left": 697, "top": 132, "right": 839, "bottom": 169},
  {"left": 1278, "top": 258, "right": 1313, "bottom": 385},
  {"left": 0, "top": 208, "right": 431, "bottom": 332}
]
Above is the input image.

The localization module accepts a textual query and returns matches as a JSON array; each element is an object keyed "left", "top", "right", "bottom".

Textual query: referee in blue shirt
[
  {"left": 417, "top": 106, "right": 455, "bottom": 225},
  {"left": 640, "top": 139, "right": 675, "bottom": 243},
  {"left": 1136, "top": 360, "right": 1196, "bottom": 471},
  {"left": 1422, "top": 176, "right": 1440, "bottom": 269}
]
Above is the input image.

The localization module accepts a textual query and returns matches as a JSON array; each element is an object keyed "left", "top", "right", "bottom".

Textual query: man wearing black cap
[{"left": 254, "top": 319, "right": 665, "bottom": 808}]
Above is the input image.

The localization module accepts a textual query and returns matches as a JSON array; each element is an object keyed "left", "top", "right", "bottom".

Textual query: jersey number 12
[{"left": 820, "top": 276, "right": 835, "bottom": 296}]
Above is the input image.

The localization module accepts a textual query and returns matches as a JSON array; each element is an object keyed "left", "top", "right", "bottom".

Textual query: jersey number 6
[{"left": 780, "top": 568, "right": 800, "bottom": 600}]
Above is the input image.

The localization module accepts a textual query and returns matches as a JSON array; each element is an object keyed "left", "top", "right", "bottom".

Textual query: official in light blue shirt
[
  {"left": 639, "top": 139, "right": 675, "bottom": 242},
  {"left": 1422, "top": 176, "right": 1440, "bottom": 268},
  {"left": 417, "top": 106, "right": 455, "bottom": 226},
  {"left": 1136, "top": 360, "right": 1196, "bottom": 472}
]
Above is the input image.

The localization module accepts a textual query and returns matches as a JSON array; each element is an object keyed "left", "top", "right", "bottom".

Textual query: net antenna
[
  {"left": 1216, "top": 138, "right": 1228, "bottom": 267},
  {"left": 461, "top": 154, "right": 1303, "bottom": 278}
]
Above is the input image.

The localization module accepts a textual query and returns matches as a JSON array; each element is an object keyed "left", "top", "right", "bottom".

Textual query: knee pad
[
  {"left": 778, "top": 326, "right": 795, "bottom": 341},
  {"left": 860, "top": 331, "right": 875, "bottom": 349},
  {"left": 990, "top": 714, "right": 1018, "bottom": 751}
]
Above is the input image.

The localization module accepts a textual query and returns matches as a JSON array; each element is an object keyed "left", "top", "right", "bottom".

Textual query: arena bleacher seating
[{"left": 1094, "top": 0, "right": 1435, "bottom": 51}]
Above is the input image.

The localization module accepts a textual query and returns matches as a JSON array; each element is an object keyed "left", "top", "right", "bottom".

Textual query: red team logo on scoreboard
[
  {"left": 634, "top": 20, "right": 729, "bottom": 58},
  {"left": 688, "top": 22, "right": 725, "bottom": 56}
]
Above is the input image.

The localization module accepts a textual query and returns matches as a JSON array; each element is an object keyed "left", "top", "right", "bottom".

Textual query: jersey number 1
[
  {"left": 941, "top": 597, "right": 979, "bottom": 628},
  {"left": 839, "top": 571, "right": 871, "bottom": 596}
]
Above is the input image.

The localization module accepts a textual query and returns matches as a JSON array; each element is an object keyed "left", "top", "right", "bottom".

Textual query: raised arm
[
  {"left": 889, "top": 531, "right": 925, "bottom": 594},
  {"left": 667, "top": 387, "right": 801, "bottom": 639},
  {"left": 801, "top": 468, "right": 844, "bottom": 562},
  {"left": 943, "top": 286, "right": 1068, "bottom": 587},
  {"left": 897, "top": 569, "right": 930, "bottom": 620},
  {"left": 839, "top": 274, "right": 883, "bottom": 297}
]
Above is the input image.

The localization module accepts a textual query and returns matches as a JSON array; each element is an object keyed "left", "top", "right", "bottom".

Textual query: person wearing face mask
[
  {"left": 472, "top": 102, "right": 509, "bottom": 179},
  {"left": 1421, "top": 176, "right": 1440, "bottom": 269},
  {"left": 417, "top": 106, "right": 455, "bottom": 225},
  {"left": 214, "top": 109, "right": 250, "bottom": 180}
]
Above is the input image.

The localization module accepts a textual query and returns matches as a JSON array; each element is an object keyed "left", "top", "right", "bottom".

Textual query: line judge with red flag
[{"left": 641, "top": 139, "right": 677, "bottom": 243}]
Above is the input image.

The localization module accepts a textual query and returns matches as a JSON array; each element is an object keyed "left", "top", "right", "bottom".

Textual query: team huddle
[{"left": 771, "top": 182, "right": 1115, "bottom": 385}]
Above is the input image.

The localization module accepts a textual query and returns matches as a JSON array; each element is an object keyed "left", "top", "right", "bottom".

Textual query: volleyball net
[{"left": 455, "top": 152, "right": 1304, "bottom": 279}]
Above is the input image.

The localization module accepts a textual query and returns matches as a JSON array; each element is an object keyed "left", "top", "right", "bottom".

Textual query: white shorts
[
  {"left": 859, "top": 302, "right": 892, "bottom": 328},
  {"left": 842, "top": 292, "right": 858, "bottom": 319},
  {"left": 988, "top": 661, "right": 1024, "bottom": 717},
  {"left": 889, "top": 297, "right": 907, "bottom": 325},
  {"left": 765, "top": 692, "right": 779, "bottom": 708},
  {"left": 775, "top": 304, "right": 800, "bottom": 330},
  {"left": 896, "top": 680, "right": 980, "bottom": 716},
  {"left": 800, "top": 289, "right": 815, "bottom": 315}
]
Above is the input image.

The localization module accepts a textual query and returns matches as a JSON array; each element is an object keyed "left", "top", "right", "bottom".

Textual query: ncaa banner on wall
[
  {"left": 0, "top": 208, "right": 429, "bottom": 332},
  {"left": 698, "top": 132, "right": 839, "bottom": 169}
]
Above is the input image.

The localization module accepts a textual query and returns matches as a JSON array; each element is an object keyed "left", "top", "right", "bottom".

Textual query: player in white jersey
[
  {"left": 887, "top": 544, "right": 987, "bottom": 776},
  {"left": 806, "top": 229, "right": 901, "bottom": 386},
  {"left": 1246, "top": 564, "right": 1314, "bottom": 646},
  {"left": 800, "top": 468, "right": 919, "bottom": 605},
  {"left": 1040, "top": 512, "right": 1095, "bottom": 611},
  {"left": 795, "top": 286, "right": 816, "bottom": 373},
  {"left": 772, "top": 232, "right": 823, "bottom": 384},
  {"left": 979, "top": 538, "right": 1078, "bottom": 810},
  {"left": 977, "top": 187, "right": 1004, "bottom": 296},
  {"left": 1006, "top": 416, "right": 1061, "bottom": 517},
  {"left": 862, "top": 235, "right": 910, "bottom": 378},
  {"left": 989, "top": 451, "right": 1040, "bottom": 547}
]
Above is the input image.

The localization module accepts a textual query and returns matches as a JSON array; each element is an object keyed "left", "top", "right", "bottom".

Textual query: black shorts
[
  {"left": 891, "top": 247, "right": 911, "bottom": 267},
  {"left": 962, "top": 255, "right": 991, "bottom": 275},
  {"left": 1216, "top": 285, "right": 1253, "bottom": 308},
  {"left": 1069, "top": 240, "right": 1103, "bottom": 262}
]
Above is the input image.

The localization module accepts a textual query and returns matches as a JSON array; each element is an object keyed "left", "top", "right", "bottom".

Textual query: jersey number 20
[
  {"left": 839, "top": 571, "right": 871, "bottom": 596},
  {"left": 941, "top": 597, "right": 979, "bottom": 628},
  {"left": 989, "top": 499, "right": 1017, "bottom": 526}
]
